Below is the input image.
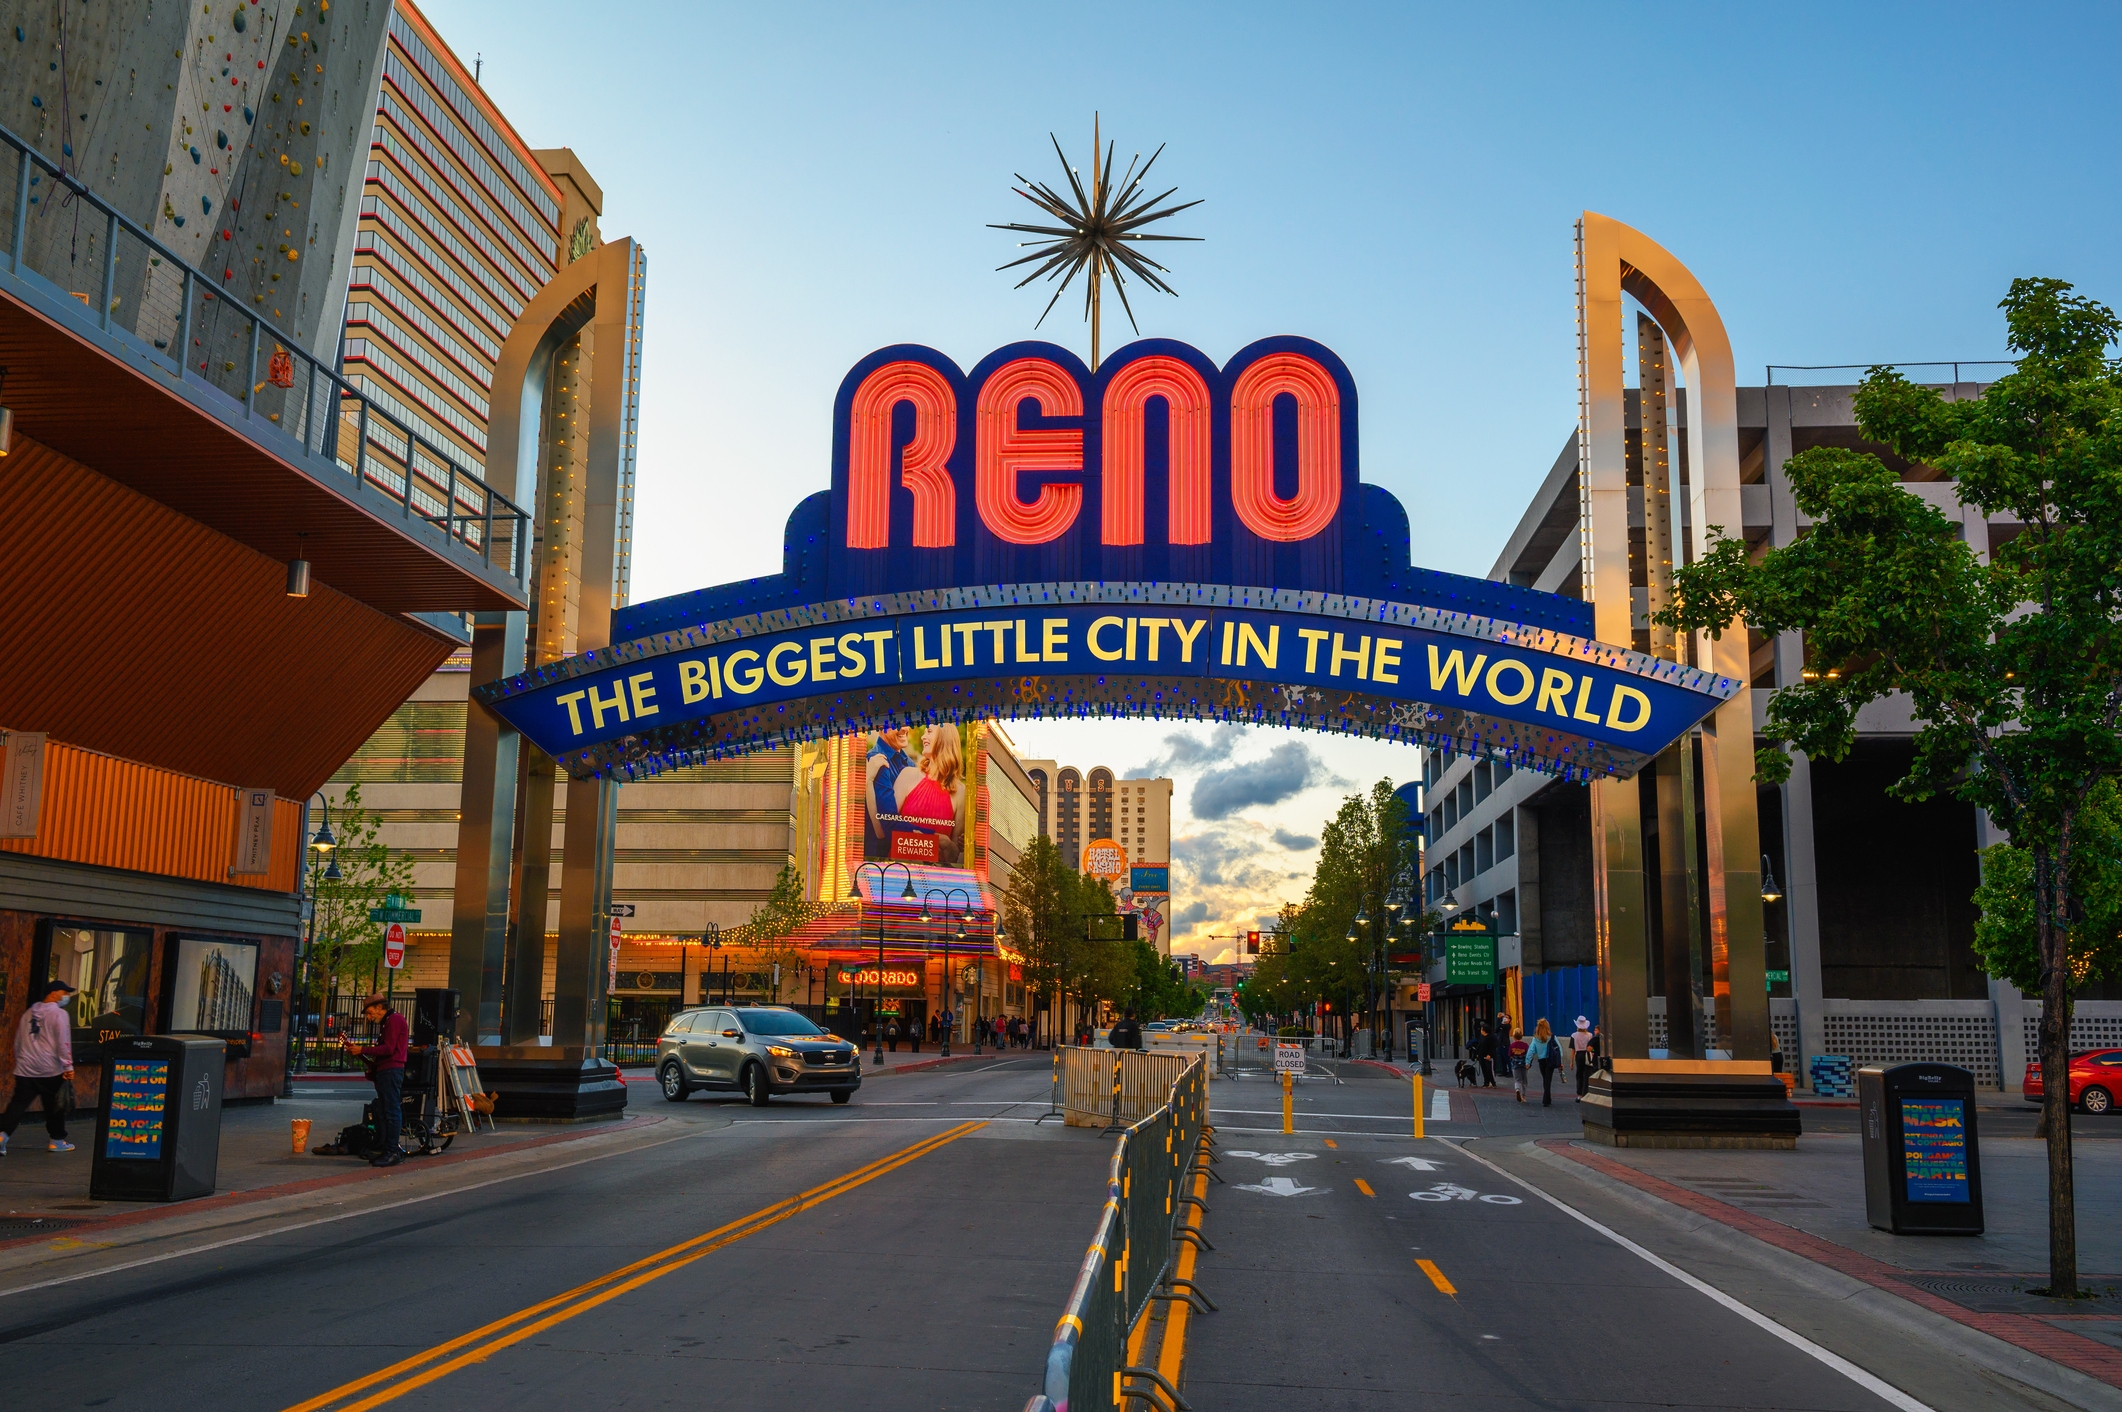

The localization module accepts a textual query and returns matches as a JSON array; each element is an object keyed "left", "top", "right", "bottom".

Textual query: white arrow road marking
[
  {"left": 1225, "top": 1150, "right": 1317, "bottom": 1167},
  {"left": 1235, "top": 1176, "right": 1324, "bottom": 1197},
  {"left": 1381, "top": 1156, "right": 1448, "bottom": 1172}
]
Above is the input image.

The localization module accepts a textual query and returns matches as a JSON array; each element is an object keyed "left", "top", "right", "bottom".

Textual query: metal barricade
[{"left": 1026, "top": 1054, "right": 1213, "bottom": 1412}]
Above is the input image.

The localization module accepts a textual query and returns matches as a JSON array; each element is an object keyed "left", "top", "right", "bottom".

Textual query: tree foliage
[
  {"left": 1243, "top": 780, "right": 1423, "bottom": 1045},
  {"left": 1659, "top": 277, "right": 2122, "bottom": 1292},
  {"left": 309, "top": 783, "right": 419, "bottom": 1004},
  {"left": 1001, "top": 836, "right": 1129, "bottom": 1027}
]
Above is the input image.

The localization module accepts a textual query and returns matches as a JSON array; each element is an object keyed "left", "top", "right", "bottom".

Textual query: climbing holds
[
  {"left": 233, "top": 9, "right": 246, "bottom": 31},
  {"left": 190, "top": 146, "right": 201, "bottom": 163},
  {"left": 29, "top": 95, "right": 40, "bottom": 108},
  {"left": 202, "top": 197, "right": 212, "bottom": 214},
  {"left": 243, "top": 106, "right": 253, "bottom": 122},
  {"left": 217, "top": 130, "right": 227, "bottom": 148},
  {"left": 288, "top": 160, "right": 301, "bottom": 175}
]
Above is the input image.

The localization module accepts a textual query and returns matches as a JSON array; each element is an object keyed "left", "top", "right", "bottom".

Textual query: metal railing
[
  {"left": 1026, "top": 1053, "right": 1213, "bottom": 1412},
  {"left": 1764, "top": 360, "right": 2016, "bottom": 388},
  {"left": 291, "top": 994, "right": 418, "bottom": 1074},
  {"left": 0, "top": 122, "right": 529, "bottom": 589}
]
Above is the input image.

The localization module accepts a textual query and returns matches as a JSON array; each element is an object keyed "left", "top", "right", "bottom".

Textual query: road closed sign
[
  {"left": 1274, "top": 1043, "right": 1306, "bottom": 1075},
  {"left": 383, "top": 923, "right": 406, "bottom": 970}
]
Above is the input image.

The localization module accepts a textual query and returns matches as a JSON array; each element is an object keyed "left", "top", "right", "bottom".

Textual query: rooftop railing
[
  {"left": 1765, "top": 360, "right": 2017, "bottom": 388},
  {"left": 0, "top": 122, "right": 529, "bottom": 593}
]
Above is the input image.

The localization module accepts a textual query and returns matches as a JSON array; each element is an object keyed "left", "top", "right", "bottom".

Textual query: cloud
[
  {"left": 1190, "top": 741, "right": 1336, "bottom": 820},
  {"left": 1272, "top": 828, "right": 1318, "bottom": 850},
  {"left": 1133, "top": 724, "right": 1246, "bottom": 779},
  {"left": 1173, "top": 900, "right": 1209, "bottom": 927}
]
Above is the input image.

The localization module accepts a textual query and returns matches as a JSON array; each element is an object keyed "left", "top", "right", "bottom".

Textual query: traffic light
[{"left": 1124, "top": 914, "right": 1139, "bottom": 942}]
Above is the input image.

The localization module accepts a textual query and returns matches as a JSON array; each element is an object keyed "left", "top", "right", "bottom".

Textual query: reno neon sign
[
  {"left": 477, "top": 336, "right": 1741, "bottom": 786},
  {"left": 822, "top": 337, "right": 1364, "bottom": 596}
]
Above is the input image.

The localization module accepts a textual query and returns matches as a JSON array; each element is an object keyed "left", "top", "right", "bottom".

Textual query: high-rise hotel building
[{"left": 338, "top": 3, "right": 563, "bottom": 487}]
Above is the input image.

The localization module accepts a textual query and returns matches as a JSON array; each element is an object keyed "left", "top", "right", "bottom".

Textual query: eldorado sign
[{"left": 478, "top": 337, "right": 1736, "bottom": 781}]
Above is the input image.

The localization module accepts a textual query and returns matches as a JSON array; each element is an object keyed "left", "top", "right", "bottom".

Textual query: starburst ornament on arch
[{"left": 989, "top": 113, "right": 1202, "bottom": 372}]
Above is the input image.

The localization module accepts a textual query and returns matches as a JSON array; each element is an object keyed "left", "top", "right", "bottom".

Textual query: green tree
[
  {"left": 1973, "top": 781, "right": 2122, "bottom": 994},
  {"left": 309, "top": 783, "right": 418, "bottom": 1008},
  {"left": 1660, "top": 278, "right": 2122, "bottom": 1294},
  {"left": 739, "top": 863, "right": 812, "bottom": 1001},
  {"left": 1001, "top": 837, "right": 1125, "bottom": 1036},
  {"left": 1281, "top": 779, "right": 1419, "bottom": 1051}
]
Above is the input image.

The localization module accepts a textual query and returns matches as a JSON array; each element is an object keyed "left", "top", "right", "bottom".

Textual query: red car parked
[{"left": 2023, "top": 1048, "right": 2122, "bottom": 1114}]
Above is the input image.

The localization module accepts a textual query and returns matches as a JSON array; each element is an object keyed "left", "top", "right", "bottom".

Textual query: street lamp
[
  {"left": 923, "top": 886, "right": 972, "bottom": 1056},
  {"left": 288, "top": 794, "right": 342, "bottom": 1090},
  {"left": 852, "top": 861, "right": 916, "bottom": 1065},
  {"left": 700, "top": 921, "right": 723, "bottom": 1005},
  {"left": 1760, "top": 854, "right": 1784, "bottom": 904}
]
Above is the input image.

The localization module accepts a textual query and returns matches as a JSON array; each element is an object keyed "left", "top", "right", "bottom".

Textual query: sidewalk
[
  {"left": 0, "top": 1085, "right": 652, "bottom": 1247},
  {"left": 1534, "top": 1132, "right": 2122, "bottom": 1389}
]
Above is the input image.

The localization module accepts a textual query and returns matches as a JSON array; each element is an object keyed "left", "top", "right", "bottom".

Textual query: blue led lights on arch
[{"left": 477, "top": 338, "right": 1736, "bottom": 783}]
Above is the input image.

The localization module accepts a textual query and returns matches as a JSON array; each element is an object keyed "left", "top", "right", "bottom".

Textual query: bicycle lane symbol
[{"left": 1409, "top": 1181, "right": 1521, "bottom": 1205}]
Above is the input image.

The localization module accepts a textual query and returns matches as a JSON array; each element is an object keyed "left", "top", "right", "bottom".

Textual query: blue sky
[{"left": 424, "top": 0, "right": 2122, "bottom": 959}]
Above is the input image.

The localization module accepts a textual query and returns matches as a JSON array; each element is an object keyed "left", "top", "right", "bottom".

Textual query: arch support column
[{"left": 1575, "top": 212, "right": 1794, "bottom": 1145}]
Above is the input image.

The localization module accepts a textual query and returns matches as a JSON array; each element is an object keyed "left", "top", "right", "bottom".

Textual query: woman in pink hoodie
[{"left": 2, "top": 978, "right": 78, "bottom": 1154}]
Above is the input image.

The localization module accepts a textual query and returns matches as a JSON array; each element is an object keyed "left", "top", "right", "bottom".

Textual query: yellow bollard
[
  {"left": 1412, "top": 1074, "right": 1424, "bottom": 1139},
  {"left": 1281, "top": 1069, "right": 1294, "bottom": 1135}
]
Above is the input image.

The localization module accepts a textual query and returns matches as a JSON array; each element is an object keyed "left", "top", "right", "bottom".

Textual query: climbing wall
[{"left": 4, "top": 1, "right": 388, "bottom": 363}]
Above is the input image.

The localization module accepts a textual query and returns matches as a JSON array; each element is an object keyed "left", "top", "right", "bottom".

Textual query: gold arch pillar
[
  {"left": 1576, "top": 213, "right": 1787, "bottom": 1142},
  {"left": 448, "top": 237, "right": 646, "bottom": 1118}
]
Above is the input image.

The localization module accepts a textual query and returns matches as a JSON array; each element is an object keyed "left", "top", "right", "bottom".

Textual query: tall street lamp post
[
  {"left": 923, "top": 887, "right": 971, "bottom": 1057},
  {"left": 700, "top": 922, "right": 722, "bottom": 1006},
  {"left": 852, "top": 862, "right": 916, "bottom": 1066},
  {"left": 286, "top": 794, "right": 342, "bottom": 1093},
  {"left": 1383, "top": 867, "right": 1412, "bottom": 1062}
]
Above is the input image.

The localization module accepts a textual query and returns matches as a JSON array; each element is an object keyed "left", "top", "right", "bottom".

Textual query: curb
[
  {"left": 0, "top": 1114, "right": 669, "bottom": 1253},
  {"left": 1536, "top": 1137, "right": 2122, "bottom": 1390}
]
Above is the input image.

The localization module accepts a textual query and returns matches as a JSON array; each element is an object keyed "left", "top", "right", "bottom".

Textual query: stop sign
[{"left": 384, "top": 922, "right": 406, "bottom": 970}]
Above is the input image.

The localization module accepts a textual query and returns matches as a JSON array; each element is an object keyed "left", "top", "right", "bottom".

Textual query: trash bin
[
  {"left": 1859, "top": 1062, "right": 1983, "bottom": 1235},
  {"left": 89, "top": 1036, "right": 225, "bottom": 1202}
]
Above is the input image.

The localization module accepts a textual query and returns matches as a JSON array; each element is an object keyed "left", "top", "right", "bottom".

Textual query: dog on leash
[{"left": 1453, "top": 1058, "right": 1479, "bottom": 1087}]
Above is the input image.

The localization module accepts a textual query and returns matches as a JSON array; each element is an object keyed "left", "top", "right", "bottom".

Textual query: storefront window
[
  {"left": 44, "top": 925, "right": 153, "bottom": 1060},
  {"left": 162, "top": 936, "right": 259, "bottom": 1038}
]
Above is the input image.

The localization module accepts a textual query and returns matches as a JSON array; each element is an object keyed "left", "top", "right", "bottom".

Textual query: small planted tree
[
  {"left": 1662, "top": 278, "right": 2122, "bottom": 1295},
  {"left": 310, "top": 782, "right": 418, "bottom": 1011}
]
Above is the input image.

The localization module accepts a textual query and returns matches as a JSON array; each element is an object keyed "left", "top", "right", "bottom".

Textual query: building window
[
  {"left": 39, "top": 923, "right": 153, "bottom": 1062},
  {"left": 1497, "top": 889, "right": 1518, "bottom": 936},
  {"left": 1496, "top": 815, "right": 1515, "bottom": 862},
  {"left": 1475, "top": 827, "right": 1493, "bottom": 874},
  {"left": 1444, "top": 856, "right": 1459, "bottom": 890},
  {"left": 1474, "top": 761, "right": 1492, "bottom": 804},
  {"left": 1443, "top": 795, "right": 1458, "bottom": 830},
  {"left": 1457, "top": 779, "right": 1473, "bottom": 818},
  {"left": 1458, "top": 842, "right": 1474, "bottom": 883}
]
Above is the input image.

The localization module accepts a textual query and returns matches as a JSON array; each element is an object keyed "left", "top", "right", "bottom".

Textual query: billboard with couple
[{"left": 862, "top": 724, "right": 969, "bottom": 868}]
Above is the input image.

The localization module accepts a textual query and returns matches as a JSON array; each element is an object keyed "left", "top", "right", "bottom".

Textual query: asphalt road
[
  {"left": 1, "top": 1056, "right": 2109, "bottom": 1412},
  {"left": 0, "top": 1055, "right": 1106, "bottom": 1412}
]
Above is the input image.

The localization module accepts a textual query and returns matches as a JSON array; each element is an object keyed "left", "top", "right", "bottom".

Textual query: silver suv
[{"left": 655, "top": 1006, "right": 861, "bottom": 1106}]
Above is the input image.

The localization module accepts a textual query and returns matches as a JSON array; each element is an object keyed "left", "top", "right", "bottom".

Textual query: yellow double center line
[{"left": 287, "top": 1120, "right": 987, "bottom": 1412}]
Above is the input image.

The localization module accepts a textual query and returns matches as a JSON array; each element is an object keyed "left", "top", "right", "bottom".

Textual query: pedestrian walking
[
  {"left": 1, "top": 978, "right": 78, "bottom": 1154},
  {"left": 1108, "top": 1008, "right": 1143, "bottom": 1050},
  {"left": 354, "top": 995, "right": 408, "bottom": 1168},
  {"left": 1508, "top": 1026, "right": 1530, "bottom": 1102},
  {"left": 885, "top": 1018, "right": 900, "bottom": 1053},
  {"left": 908, "top": 1015, "right": 921, "bottom": 1054},
  {"left": 1532, "top": 1018, "right": 1561, "bottom": 1106},
  {"left": 928, "top": 1014, "right": 942, "bottom": 1046},
  {"left": 1475, "top": 1023, "right": 1496, "bottom": 1086},
  {"left": 1571, "top": 1016, "right": 1595, "bottom": 1099}
]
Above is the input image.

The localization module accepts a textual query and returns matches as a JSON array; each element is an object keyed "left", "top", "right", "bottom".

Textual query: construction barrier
[
  {"left": 1063, "top": 1047, "right": 1194, "bottom": 1129},
  {"left": 1025, "top": 1052, "right": 1212, "bottom": 1412}
]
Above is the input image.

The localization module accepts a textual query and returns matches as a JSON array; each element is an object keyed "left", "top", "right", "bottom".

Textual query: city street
[{"left": 1, "top": 1056, "right": 2115, "bottom": 1411}]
